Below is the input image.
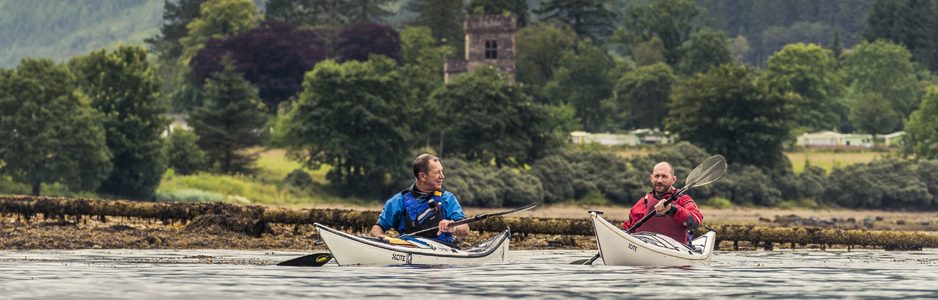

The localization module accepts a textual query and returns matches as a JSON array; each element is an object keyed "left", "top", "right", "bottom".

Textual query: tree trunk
[{"left": 32, "top": 182, "right": 41, "bottom": 196}]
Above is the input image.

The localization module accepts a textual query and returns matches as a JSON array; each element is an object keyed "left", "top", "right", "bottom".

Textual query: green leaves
[
  {"left": 434, "top": 66, "right": 563, "bottom": 167},
  {"left": 667, "top": 64, "right": 795, "bottom": 169},
  {"left": 277, "top": 57, "right": 408, "bottom": 196},
  {"left": 0, "top": 58, "right": 112, "bottom": 195},
  {"left": 905, "top": 86, "right": 938, "bottom": 159},
  {"left": 763, "top": 43, "right": 844, "bottom": 131},
  {"left": 70, "top": 46, "right": 168, "bottom": 200},
  {"left": 190, "top": 61, "right": 268, "bottom": 174}
]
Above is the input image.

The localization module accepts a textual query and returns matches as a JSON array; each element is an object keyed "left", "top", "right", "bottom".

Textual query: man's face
[
  {"left": 649, "top": 164, "right": 676, "bottom": 194},
  {"left": 421, "top": 160, "right": 445, "bottom": 191}
]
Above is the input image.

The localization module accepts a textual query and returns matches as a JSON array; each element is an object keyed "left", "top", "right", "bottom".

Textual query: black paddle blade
[
  {"left": 684, "top": 155, "right": 727, "bottom": 189},
  {"left": 276, "top": 253, "right": 333, "bottom": 267}
]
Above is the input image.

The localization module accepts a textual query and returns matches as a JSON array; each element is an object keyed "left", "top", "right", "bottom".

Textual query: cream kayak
[
  {"left": 590, "top": 211, "right": 716, "bottom": 266},
  {"left": 314, "top": 223, "right": 510, "bottom": 266}
]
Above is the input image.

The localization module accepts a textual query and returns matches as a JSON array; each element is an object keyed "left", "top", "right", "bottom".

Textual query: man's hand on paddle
[
  {"left": 438, "top": 219, "right": 455, "bottom": 235},
  {"left": 654, "top": 201, "right": 672, "bottom": 215}
]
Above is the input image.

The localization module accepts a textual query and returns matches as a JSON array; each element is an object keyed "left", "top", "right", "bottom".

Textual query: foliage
[
  {"left": 848, "top": 90, "right": 902, "bottom": 137},
  {"left": 762, "top": 43, "right": 845, "bottom": 132},
  {"left": 536, "top": 0, "right": 617, "bottom": 42},
  {"left": 148, "top": 0, "right": 206, "bottom": 62},
  {"left": 163, "top": 128, "right": 208, "bottom": 175},
  {"left": 531, "top": 149, "right": 643, "bottom": 204},
  {"left": 467, "top": 0, "right": 529, "bottom": 26},
  {"left": 777, "top": 165, "right": 826, "bottom": 201},
  {"left": 284, "top": 168, "right": 314, "bottom": 189},
  {"left": 515, "top": 21, "right": 577, "bottom": 95},
  {"left": 905, "top": 86, "right": 938, "bottom": 159},
  {"left": 842, "top": 40, "right": 920, "bottom": 130},
  {"left": 618, "top": 0, "right": 703, "bottom": 65},
  {"left": 711, "top": 164, "right": 782, "bottom": 206},
  {"left": 265, "top": 0, "right": 394, "bottom": 26},
  {"left": 189, "top": 62, "right": 269, "bottom": 174},
  {"left": 405, "top": 0, "right": 465, "bottom": 56},
  {"left": 276, "top": 57, "right": 408, "bottom": 197},
  {"left": 0, "top": 59, "right": 112, "bottom": 195},
  {"left": 667, "top": 64, "right": 796, "bottom": 170},
  {"left": 677, "top": 27, "right": 732, "bottom": 76},
  {"left": 543, "top": 40, "right": 616, "bottom": 132},
  {"left": 699, "top": 0, "right": 876, "bottom": 65},
  {"left": 337, "top": 23, "right": 402, "bottom": 63},
  {"left": 823, "top": 158, "right": 934, "bottom": 209},
  {"left": 179, "top": 0, "right": 261, "bottom": 63},
  {"left": 69, "top": 46, "right": 168, "bottom": 200},
  {"left": 433, "top": 66, "right": 563, "bottom": 167},
  {"left": 864, "top": 0, "right": 938, "bottom": 72},
  {"left": 609, "top": 62, "right": 676, "bottom": 130},
  {"left": 191, "top": 21, "right": 328, "bottom": 112}
]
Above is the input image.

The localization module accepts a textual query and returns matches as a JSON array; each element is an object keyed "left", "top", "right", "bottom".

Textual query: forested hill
[{"left": 0, "top": 0, "right": 163, "bottom": 68}]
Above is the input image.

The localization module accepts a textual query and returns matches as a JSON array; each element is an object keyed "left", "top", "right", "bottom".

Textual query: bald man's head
[{"left": 650, "top": 162, "right": 677, "bottom": 194}]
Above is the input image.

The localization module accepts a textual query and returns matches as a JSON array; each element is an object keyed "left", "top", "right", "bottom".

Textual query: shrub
[
  {"left": 284, "top": 168, "right": 314, "bottom": 189},
  {"left": 163, "top": 128, "right": 207, "bottom": 175}
]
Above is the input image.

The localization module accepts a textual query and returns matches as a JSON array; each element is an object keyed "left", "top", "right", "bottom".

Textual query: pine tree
[
  {"left": 189, "top": 62, "right": 268, "bottom": 174},
  {"left": 406, "top": 0, "right": 465, "bottom": 55},
  {"left": 536, "top": 0, "right": 616, "bottom": 42}
]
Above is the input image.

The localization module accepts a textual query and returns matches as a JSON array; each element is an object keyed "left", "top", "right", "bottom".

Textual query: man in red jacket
[{"left": 622, "top": 162, "right": 703, "bottom": 244}]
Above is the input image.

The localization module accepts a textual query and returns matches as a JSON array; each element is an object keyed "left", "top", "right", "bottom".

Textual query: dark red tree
[
  {"left": 336, "top": 23, "right": 402, "bottom": 63},
  {"left": 191, "top": 21, "right": 327, "bottom": 111}
]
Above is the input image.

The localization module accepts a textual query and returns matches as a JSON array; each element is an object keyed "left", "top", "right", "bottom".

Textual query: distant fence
[{"left": 2, "top": 195, "right": 936, "bottom": 250}]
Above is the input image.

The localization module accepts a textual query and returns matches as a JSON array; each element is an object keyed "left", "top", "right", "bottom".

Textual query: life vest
[
  {"left": 397, "top": 190, "right": 453, "bottom": 243},
  {"left": 633, "top": 192, "right": 690, "bottom": 243}
]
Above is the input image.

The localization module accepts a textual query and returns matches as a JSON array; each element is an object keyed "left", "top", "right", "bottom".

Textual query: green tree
[
  {"left": 433, "top": 66, "right": 563, "bottom": 167},
  {"left": 180, "top": 0, "right": 261, "bottom": 63},
  {"left": 266, "top": 0, "right": 393, "bottom": 26},
  {"left": 0, "top": 59, "right": 112, "bottom": 195},
  {"left": 536, "top": 0, "right": 616, "bottom": 42},
  {"left": 630, "top": 36, "right": 666, "bottom": 67},
  {"left": 398, "top": 27, "right": 451, "bottom": 148},
  {"left": 677, "top": 27, "right": 732, "bottom": 75},
  {"left": 406, "top": 0, "right": 465, "bottom": 56},
  {"left": 467, "top": 0, "right": 529, "bottom": 26},
  {"left": 619, "top": 0, "right": 703, "bottom": 64},
  {"left": 163, "top": 127, "right": 207, "bottom": 175},
  {"left": 610, "top": 62, "right": 676, "bottom": 130},
  {"left": 515, "top": 21, "right": 577, "bottom": 94},
  {"left": 544, "top": 40, "right": 616, "bottom": 131},
  {"left": 147, "top": 0, "right": 207, "bottom": 62},
  {"left": 666, "top": 64, "right": 795, "bottom": 169},
  {"left": 864, "top": 0, "right": 937, "bottom": 71},
  {"left": 906, "top": 86, "right": 938, "bottom": 159},
  {"left": 69, "top": 46, "right": 168, "bottom": 200},
  {"left": 276, "top": 57, "right": 408, "bottom": 196},
  {"left": 762, "top": 43, "right": 844, "bottom": 131},
  {"left": 850, "top": 90, "right": 901, "bottom": 140},
  {"left": 842, "top": 40, "right": 920, "bottom": 130},
  {"left": 189, "top": 62, "right": 268, "bottom": 174}
]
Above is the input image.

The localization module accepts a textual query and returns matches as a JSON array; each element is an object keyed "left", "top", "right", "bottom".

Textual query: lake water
[{"left": 2, "top": 249, "right": 937, "bottom": 299}]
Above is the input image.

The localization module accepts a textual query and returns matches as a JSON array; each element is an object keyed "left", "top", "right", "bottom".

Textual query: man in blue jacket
[{"left": 370, "top": 154, "right": 468, "bottom": 244}]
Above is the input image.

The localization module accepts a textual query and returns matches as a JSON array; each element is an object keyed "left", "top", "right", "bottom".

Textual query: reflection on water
[{"left": 1, "top": 249, "right": 937, "bottom": 299}]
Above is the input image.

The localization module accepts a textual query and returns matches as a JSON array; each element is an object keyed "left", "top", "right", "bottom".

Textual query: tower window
[{"left": 485, "top": 40, "right": 498, "bottom": 59}]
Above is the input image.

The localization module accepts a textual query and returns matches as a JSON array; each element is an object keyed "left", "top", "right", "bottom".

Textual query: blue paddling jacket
[{"left": 376, "top": 188, "right": 466, "bottom": 244}]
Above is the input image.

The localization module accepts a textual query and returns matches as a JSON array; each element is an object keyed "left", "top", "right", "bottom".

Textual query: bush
[
  {"left": 823, "top": 158, "right": 932, "bottom": 209},
  {"left": 164, "top": 128, "right": 207, "bottom": 175},
  {"left": 284, "top": 168, "right": 314, "bottom": 189},
  {"left": 711, "top": 165, "right": 781, "bottom": 206}
]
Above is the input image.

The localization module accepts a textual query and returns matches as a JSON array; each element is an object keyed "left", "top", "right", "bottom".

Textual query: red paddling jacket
[{"left": 621, "top": 187, "right": 703, "bottom": 243}]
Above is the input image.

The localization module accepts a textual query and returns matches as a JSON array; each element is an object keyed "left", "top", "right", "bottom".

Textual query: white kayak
[
  {"left": 314, "top": 223, "right": 510, "bottom": 266},
  {"left": 589, "top": 211, "right": 716, "bottom": 266}
]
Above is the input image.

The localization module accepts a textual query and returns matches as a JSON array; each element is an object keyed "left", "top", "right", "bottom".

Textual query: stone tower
[{"left": 444, "top": 15, "right": 517, "bottom": 82}]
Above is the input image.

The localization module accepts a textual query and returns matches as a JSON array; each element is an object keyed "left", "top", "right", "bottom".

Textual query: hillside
[{"left": 0, "top": 0, "right": 163, "bottom": 67}]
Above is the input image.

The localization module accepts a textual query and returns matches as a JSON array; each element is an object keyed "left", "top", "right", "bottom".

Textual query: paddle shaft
[{"left": 404, "top": 203, "right": 536, "bottom": 236}]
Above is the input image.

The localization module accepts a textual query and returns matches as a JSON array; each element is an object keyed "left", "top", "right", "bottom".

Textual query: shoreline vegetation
[{"left": 2, "top": 195, "right": 937, "bottom": 252}]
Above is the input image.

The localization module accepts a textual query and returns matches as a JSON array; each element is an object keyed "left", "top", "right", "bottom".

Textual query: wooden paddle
[
  {"left": 571, "top": 155, "right": 727, "bottom": 265},
  {"left": 277, "top": 203, "right": 537, "bottom": 267}
]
